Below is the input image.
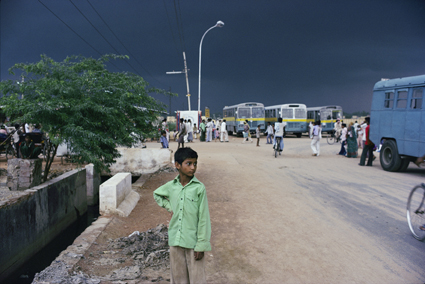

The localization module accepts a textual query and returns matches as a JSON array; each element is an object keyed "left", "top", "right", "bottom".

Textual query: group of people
[
  {"left": 0, "top": 121, "right": 44, "bottom": 159},
  {"left": 333, "top": 117, "right": 375, "bottom": 165},
  {"left": 159, "top": 118, "right": 230, "bottom": 150},
  {"left": 309, "top": 117, "right": 375, "bottom": 166}
]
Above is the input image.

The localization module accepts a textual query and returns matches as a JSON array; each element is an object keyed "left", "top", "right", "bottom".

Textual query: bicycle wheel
[
  {"left": 407, "top": 184, "right": 425, "bottom": 241},
  {"left": 327, "top": 135, "right": 335, "bottom": 145}
]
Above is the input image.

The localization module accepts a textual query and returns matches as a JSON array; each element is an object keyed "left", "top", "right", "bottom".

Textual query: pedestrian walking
[
  {"left": 193, "top": 123, "right": 198, "bottom": 139},
  {"left": 311, "top": 121, "right": 322, "bottom": 156},
  {"left": 338, "top": 123, "right": 347, "bottom": 156},
  {"left": 220, "top": 119, "right": 229, "bottom": 142},
  {"left": 242, "top": 121, "right": 252, "bottom": 143},
  {"left": 187, "top": 119, "right": 193, "bottom": 142},
  {"left": 266, "top": 122, "right": 273, "bottom": 144}
]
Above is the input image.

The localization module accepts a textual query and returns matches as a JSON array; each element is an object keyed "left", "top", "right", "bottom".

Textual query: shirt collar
[{"left": 173, "top": 175, "right": 200, "bottom": 186}]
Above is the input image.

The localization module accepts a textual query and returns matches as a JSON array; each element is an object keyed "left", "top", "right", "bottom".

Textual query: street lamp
[{"left": 198, "top": 20, "right": 224, "bottom": 112}]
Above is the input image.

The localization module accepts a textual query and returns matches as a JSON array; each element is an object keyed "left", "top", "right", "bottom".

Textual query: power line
[
  {"left": 173, "top": 0, "right": 186, "bottom": 53},
  {"left": 37, "top": 0, "right": 122, "bottom": 71},
  {"left": 69, "top": 0, "right": 142, "bottom": 76},
  {"left": 163, "top": 0, "right": 181, "bottom": 57},
  {"left": 85, "top": 0, "right": 165, "bottom": 86}
]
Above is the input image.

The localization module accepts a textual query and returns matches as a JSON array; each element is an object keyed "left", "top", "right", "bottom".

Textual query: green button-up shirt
[{"left": 153, "top": 175, "right": 211, "bottom": 252}]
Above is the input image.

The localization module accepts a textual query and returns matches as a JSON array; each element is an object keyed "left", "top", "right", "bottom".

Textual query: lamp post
[{"left": 198, "top": 20, "right": 224, "bottom": 112}]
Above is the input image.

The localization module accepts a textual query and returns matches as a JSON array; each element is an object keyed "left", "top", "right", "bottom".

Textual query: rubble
[{"left": 32, "top": 224, "right": 170, "bottom": 283}]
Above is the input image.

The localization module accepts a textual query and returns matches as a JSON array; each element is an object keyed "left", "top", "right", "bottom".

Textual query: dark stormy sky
[{"left": 1, "top": 0, "right": 425, "bottom": 116}]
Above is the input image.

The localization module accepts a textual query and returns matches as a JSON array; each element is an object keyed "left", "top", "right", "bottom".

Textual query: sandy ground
[
  {"left": 7, "top": 134, "right": 425, "bottom": 283},
  {"left": 72, "top": 135, "right": 425, "bottom": 283}
]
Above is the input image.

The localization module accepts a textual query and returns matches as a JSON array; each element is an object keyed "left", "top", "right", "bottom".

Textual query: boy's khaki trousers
[{"left": 170, "top": 246, "right": 206, "bottom": 284}]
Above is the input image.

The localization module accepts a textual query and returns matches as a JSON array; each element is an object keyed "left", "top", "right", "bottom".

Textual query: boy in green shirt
[{"left": 154, "top": 148, "right": 211, "bottom": 283}]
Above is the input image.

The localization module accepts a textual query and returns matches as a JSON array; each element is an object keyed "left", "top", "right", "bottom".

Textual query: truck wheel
[
  {"left": 296, "top": 133, "right": 302, "bottom": 138},
  {"left": 380, "top": 140, "right": 402, "bottom": 172},
  {"left": 397, "top": 159, "right": 410, "bottom": 172}
]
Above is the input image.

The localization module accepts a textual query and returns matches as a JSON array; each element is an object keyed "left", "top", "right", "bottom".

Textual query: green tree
[{"left": 0, "top": 54, "right": 171, "bottom": 181}]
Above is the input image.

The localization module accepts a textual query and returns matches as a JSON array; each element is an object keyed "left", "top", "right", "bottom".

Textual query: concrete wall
[
  {"left": 99, "top": 173, "right": 139, "bottom": 217},
  {"left": 109, "top": 148, "right": 173, "bottom": 176},
  {"left": 85, "top": 164, "right": 100, "bottom": 206},
  {"left": 0, "top": 169, "right": 87, "bottom": 281}
]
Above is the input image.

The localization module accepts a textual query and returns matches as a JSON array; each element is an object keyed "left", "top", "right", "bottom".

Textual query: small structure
[
  {"left": 7, "top": 158, "right": 42, "bottom": 191},
  {"left": 99, "top": 173, "right": 139, "bottom": 217}
]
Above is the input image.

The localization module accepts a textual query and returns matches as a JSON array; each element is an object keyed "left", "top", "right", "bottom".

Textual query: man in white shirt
[
  {"left": 187, "top": 119, "right": 193, "bottom": 142},
  {"left": 334, "top": 119, "right": 342, "bottom": 139},
  {"left": 273, "top": 118, "right": 284, "bottom": 151},
  {"left": 266, "top": 122, "right": 273, "bottom": 144},
  {"left": 220, "top": 119, "right": 229, "bottom": 142},
  {"left": 311, "top": 121, "right": 322, "bottom": 156}
]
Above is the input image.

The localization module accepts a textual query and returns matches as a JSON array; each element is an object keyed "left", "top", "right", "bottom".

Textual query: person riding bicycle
[
  {"left": 334, "top": 118, "right": 342, "bottom": 140},
  {"left": 273, "top": 117, "right": 284, "bottom": 152}
]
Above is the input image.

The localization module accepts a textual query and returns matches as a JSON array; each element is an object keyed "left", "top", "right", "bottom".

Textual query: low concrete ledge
[
  {"left": 99, "top": 173, "right": 139, "bottom": 217},
  {"left": 109, "top": 148, "right": 173, "bottom": 176}
]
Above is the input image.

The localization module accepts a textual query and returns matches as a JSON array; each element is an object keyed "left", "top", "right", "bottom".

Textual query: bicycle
[
  {"left": 406, "top": 183, "right": 425, "bottom": 241},
  {"left": 327, "top": 130, "right": 341, "bottom": 145},
  {"left": 273, "top": 137, "right": 282, "bottom": 158}
]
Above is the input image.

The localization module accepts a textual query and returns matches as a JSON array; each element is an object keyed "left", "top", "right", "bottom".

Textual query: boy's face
[{"left": 175, "top": 158, "right": 197, "bottom": 178}]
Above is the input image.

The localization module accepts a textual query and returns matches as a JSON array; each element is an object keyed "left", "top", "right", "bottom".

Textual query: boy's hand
[{"left": 194, "top": 251, "right": 204, "bottom": 260}]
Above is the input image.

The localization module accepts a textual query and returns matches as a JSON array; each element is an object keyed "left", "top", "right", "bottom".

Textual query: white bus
[
  {"left": 265, "top": 104, "right": 307, "bottom": 137},
  {"left": 223, "top": 102, "right": 265, "bottom": 135}
]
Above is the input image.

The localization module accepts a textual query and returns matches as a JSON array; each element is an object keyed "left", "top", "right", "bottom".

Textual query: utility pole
[{"left": 166, "top": 52, "right": 191, "bottom": 111}]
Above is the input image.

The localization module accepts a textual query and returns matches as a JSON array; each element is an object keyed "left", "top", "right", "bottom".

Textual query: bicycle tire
[
  {"left": 327, "top": 136, "right": 335, "bottom": 145},
  {"left": 407, "top": 184, "right": 425, "bottom": 241}
]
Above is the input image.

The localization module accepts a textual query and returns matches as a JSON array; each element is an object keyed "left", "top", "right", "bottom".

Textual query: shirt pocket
[{"left": 185, "top": 192, "right": 199, "bottom": 215}]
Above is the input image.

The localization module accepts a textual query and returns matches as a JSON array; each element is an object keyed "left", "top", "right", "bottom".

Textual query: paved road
[{"left": 174, "top": 135, "right": 425, "bottom": 283}]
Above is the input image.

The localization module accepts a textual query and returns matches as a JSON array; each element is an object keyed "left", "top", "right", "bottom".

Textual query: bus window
[
  {"left": 252, "top": 107, "right": 264, "bottom": 118},
  {"left": 384, "top": 91, "right": 394, "bottom": 108},
  {"left": 396, "top": 90, "right": 408, "bottom": 109},
  {"left": 332, "top": 111, "right": 342, "bottom": 119},
  {"left": 281, "top": 109, "right": 293, "bottom": 119},
  {"left": 411, "top": 88, "right": 423, "bottom": 109},
  {"left": 238, "top": 108, "right": 250, "bottom": 118},
  {"left": 295, "top": 109, "right": 306, "bottom": 119}
]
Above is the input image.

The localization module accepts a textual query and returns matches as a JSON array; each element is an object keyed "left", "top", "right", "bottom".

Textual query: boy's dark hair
[
  {"left": 175, "top": 147, "right": 198, "bottom": 165},
  {"left": 278, "top": 117, "right": 283, "bottom": 122},
  {"left": 161, "top": 130, "right": 166, "bottom": 135},
  {"left": 365, "top": 117, "right": 370, "bottom": 123}
]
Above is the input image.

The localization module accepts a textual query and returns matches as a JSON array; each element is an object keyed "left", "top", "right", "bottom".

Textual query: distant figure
[
  {"left": 242, "top": 121, "right": 252, "bottom": 143},
  {"left": 178, "top": 118, "right": 186, "bottom": 149},
  {"left": 160, "top": 130, "right": 169, "bottom": 149},
  {"left": 273, "top": 117, "right": 284, "bottom": 151},
  {"left": 338, "top": 123, "right": 347, "bottom": 156},
  {"left": 256, "top": 125, "right": 261, "bottom": 147},
  {"left": 308, "top": 121, "right": 314, "bottom": 138},
  {"left": 357, "top": 124, "right": 363, "bottom": 149},
  {"left": 12, "top": 124, "right": 22, "bottom": 158},
  {"left": 359, "top": 117, "right": 374, "bottom": 166},
  {"left": 200, "top": 120, "right": 206, "bottom": 142},
  {"left": 220, "top": 119, "right": 229, "bottom": 142},
  {"left": 311, "top": 121, "right": 322, "bottom": 156},
  {"left": 20, "top": 134, "right": 41, "bottom": 159},
  {"left": 266, "top": 122, "right": 273, "bottom": 144},
  {"left": 162, "top": 118, "right": 169, "bottom": 142},
  {"left": 334, "top": 118, "right": 342, "bottom": 139},
  {"left": 206, "top": 118, "right": 213, "bottom": 142},
  {"left": 187, "top": 119, "right": 193, "bottom": 142},
  {"left": 193, "top": 123, "right": 198, "bottom": 139},
  {"left": 346, "top": 122, "right": 358, "bottom": 158}
]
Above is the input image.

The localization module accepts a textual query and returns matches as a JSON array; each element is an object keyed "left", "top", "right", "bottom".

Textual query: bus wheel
[
  {"left": 296, "top": 133, "right": 302, "bottom": 138},
  {"left": 397, "top": 159, "right": 410, "bottom": 172},
  {"left": 380, "top": 140, "right": 402, "bottom": 172}
]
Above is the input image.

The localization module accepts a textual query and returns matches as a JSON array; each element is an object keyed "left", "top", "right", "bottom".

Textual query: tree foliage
[{"left": 0, "top": 54, "right": 171, "bottom": 180}]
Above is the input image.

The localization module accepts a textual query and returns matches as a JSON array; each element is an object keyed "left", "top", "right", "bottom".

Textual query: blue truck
[{"left": 370, "top": 74, "right": 425, "bottom": 172}]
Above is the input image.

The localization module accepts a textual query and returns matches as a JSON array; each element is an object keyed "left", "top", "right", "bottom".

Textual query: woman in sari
[{"left": 346, "top": 122, "right": 358, "bottom": 158}]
